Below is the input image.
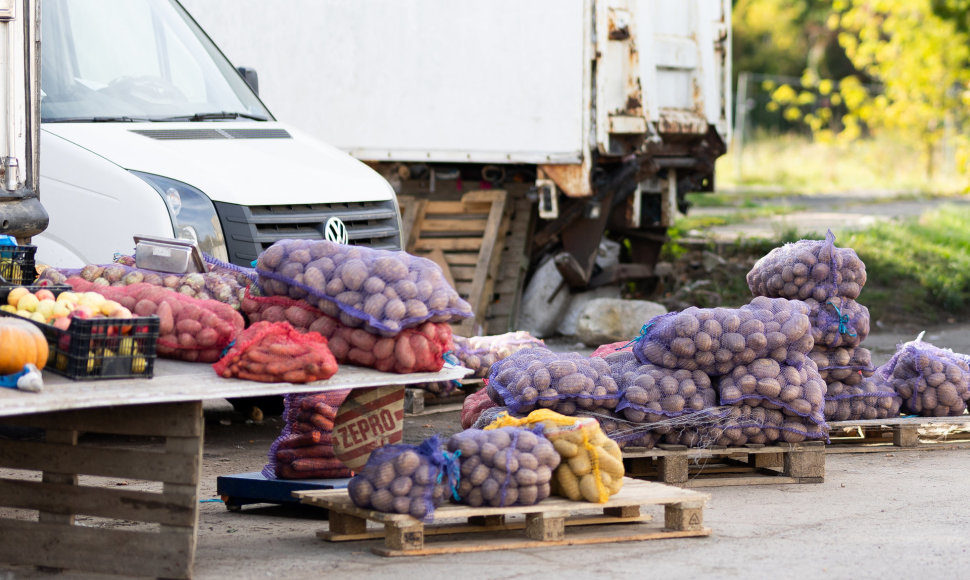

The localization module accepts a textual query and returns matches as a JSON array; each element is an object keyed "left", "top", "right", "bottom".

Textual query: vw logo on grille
[{"left": 324, "top": 217, "right": 349, "bottom": 244}]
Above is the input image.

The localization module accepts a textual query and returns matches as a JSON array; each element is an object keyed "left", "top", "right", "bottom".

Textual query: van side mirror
[{"left": 237, "top": 67, "right": 259, "bottom": 96}]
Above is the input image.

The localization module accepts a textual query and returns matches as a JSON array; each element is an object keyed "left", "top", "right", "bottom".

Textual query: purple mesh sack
[
  {"left": 346, "top": 434, "right": 460, "bottom": 521},
  {"left": 746, "top": 229, "right": 867, "bottom": 302},
  {"left": 255, "top": 239, "right": 473, "bottom": 336},
  {"left": 36, "top": 253, "right": 257, "bottom": 308},
  {"left": 472, "top": 406, "right": 514, "bottom": 430},
  {"left": 810, "top": 345, "right": 875, "bottom": 387},
  {"left": 824, "top": 378, "right": 901, "bottom": 422},
  {"left": 446, "top": 426, "right": 560, "bottom": 507},
  {"left": 633, "top": 296, "right": 815, "bottom": 376},
  {"left": 717, "top": 357, "right": 828, "bottom": 429},
  {"left": 453, "top": 331, "right": 545, "bottom": 378},
  {"left": 713, "top": 403, "right": 829, "bottom": 445},
  {"left": 610, "top": 355, "right": 718, "bottom": 428},
  {"left": 487, "top": 347, "right": 621, "bottom": 416},
  {"left": 874, "top": 337, "right": 970, "bottom": 417},
  {"left": 805, "top": 297, "right": 869, "bottom": 349}
]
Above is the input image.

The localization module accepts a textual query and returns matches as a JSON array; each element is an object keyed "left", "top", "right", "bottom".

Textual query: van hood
[{"left": 41, "top": 122, "right": 394, "bottom": 206}]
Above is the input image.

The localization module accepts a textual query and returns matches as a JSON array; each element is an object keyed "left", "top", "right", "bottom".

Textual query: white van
[{"left": 35, "top": 0, "right": 401, "bottom": 268}]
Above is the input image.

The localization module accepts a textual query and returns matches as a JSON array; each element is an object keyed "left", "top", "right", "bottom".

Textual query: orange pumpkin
[{"left": 0, "top": 317, "right": 48, "bottom": 374}]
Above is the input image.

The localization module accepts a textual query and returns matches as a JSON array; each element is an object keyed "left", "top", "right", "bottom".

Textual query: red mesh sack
[
  {"left": 461, "top": 387, "right": 499, "bottom": 429},
  {"left": 241, "top": 290, "right": 453, "bottom": 374},
  {"left": 264, "top": 390, "right": 353, "bottom": 479},
  {"left": 213, "top": 321, "right": 338, "bottom": 383},
  {"left": 67, "top": 277, "right": 244, "bottom": 362}
]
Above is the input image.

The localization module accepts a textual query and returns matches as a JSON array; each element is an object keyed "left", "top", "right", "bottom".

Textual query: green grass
[{"left": 717, "top": 133, "right": 967, "bottom": 195}]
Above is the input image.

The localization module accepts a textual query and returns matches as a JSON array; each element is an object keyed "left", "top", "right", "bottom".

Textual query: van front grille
[{"left": 214, "top": 199, "right": 402, "bottom": 266}]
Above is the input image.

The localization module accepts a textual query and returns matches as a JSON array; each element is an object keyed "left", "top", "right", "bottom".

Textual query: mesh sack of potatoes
[
  {"left": 823, "top": 379, "right": 901, "bottom": 422},
  {"left": 255, "top": 239, "right": 473, "bottom": 336},
  {"left": 67, "top": 277, "right": 244, "bottom": 363},
  {"left": 710, "top": 403, "right": 829, "bottom": 445},
  {"left": 486, "top": 409, "right": 624, "bottom": 503},
  {"left": 39, "top": 255, "right": 256, "bottom": 309},
  {"left": 874, "top": 337, "right": 970, "bottom": 417},
  {"left": 746, "top": 229, "right": 867, "bottom": 302},
  {"left": 486, "top": 347, "right": 621, "bottom": 416},
  {"left": 717, "top": 357, "right": 828, "bottom": 429},
  {"left": 804, "top": 297, "right": 870, "bottom": 349},
  {"left": 809, "top": 345, "right": 875, "bottom": 387},
  {"left": 452, "top": 331, "right": 545, "bottom": 378},
  {"left": 241, "top": 290, "right": 454, "bottom": 374},
  {"left": 347, "top": 434, "right": 460, "bottom": 521},
  {"left": 461, "top": 387, "right": 501, "bottom": 429},
  {"left": 472, "top": 405, "right": 512, "bottom": 430},
  {"left": 633, "top": 296, "right": 815, "bottom": 376},
  {"left": 609, "top": 352, "right": 718, "bottom": 430},
  {"left": 445, "top": 426, "right": 559, "bottom": 507},
  {"left": 263, "top": 390, "right": 352, "bottom": 480}
]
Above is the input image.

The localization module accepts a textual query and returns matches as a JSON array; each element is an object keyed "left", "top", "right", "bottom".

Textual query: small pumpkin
[{"left": 0, "top": 317, "right": 49, "bottom": 374}]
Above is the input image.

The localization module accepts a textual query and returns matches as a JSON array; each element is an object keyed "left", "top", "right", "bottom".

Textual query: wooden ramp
[
  {"left": 399, "top": 190, "right": 531, "bottom": 336},
  {"left": 295, "top": 477, "right": 710, "bottom": 556}
]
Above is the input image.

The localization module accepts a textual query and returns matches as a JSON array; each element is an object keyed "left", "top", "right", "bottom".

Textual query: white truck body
[{"left": 184, "top": 0, "right": 730, "bottom": 194}]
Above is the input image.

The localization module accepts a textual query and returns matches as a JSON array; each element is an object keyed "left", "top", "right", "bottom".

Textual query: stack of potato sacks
[
  {"left": 248, "top": 239, "right": 476, "bottom": 479},
  {"left": 622, "top": 296, "right": 827, "bottom": 446},
  {"left": 746, "top": 229, "right": 901, "bottom": 422}
]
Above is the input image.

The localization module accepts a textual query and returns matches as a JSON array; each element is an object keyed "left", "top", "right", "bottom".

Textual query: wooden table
[{"left": 0, "top": 359, "right": 470, "bottom": 579}]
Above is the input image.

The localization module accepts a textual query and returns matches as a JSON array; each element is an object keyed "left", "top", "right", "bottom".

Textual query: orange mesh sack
[{"left": 213, "top": 321, "right": 338, "bottom": 383}]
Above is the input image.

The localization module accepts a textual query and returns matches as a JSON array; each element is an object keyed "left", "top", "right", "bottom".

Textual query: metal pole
[{"left": 733, "top": 71, "right": 749, "bottom": 184}]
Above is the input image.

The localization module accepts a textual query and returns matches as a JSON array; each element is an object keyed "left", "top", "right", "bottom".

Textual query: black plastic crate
[
  {"left": 0, "top": 245, "right": 38, "bottom": 285},
  {"left": 0, "top": 285, "right": 159, "bottom": 380}
]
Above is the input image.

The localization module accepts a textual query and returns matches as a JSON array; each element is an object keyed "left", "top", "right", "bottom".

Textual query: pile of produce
[
  {"left": 255, "top": 239, "right": 473, "bottom": 335},
  {"left": 346, "top": 434, "right": 458, "bottom": 520},
  {"left": 37, "top": 254, "right": 256, "bottom": 309},
  {"left": 212, "top": 320, "right": 338, "bottom": 383},
  {"left": 264, "top": 390, "right": 352, "bottom": 479},
  {"left": 446, "top": 426, "right": 559, "bottom": 507},
  {"left": 68, "top": 278, "right": 244, "bottom": 363},
  {"left": 241, "top": 290, "right": 453, "bottom": 374},
  {"left": 487, "top": 347, "right": 621, "bottom": 416},
  {"left": 867, "top": 336, "right": 970, "bottom": 417}
]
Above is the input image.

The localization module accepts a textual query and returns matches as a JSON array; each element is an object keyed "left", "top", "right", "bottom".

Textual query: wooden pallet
[
  {"left": 622, "top": 441, "right": 826, "bottom": 487},
  {"left": 404, "top": 379, "right": 484, "bottom": 415},
  {"left": 398, "top": 190, "right": 512, "bottom": 336},
  {"left": 826, "top": 416, "right": 970, "bottom": 453},
  {"left": 295, "top": 477, "right": 710, "bottom": 556},
  {"left": 0, "top": 402, "right": 202, "bottom": 579},
  {"left": 482, "top": 193, "right": 534, "bottom": 334}
]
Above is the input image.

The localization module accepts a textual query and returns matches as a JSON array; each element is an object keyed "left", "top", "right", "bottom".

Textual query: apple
[
  {"left": 56, "top": 291, "right": 79, "bottom": 306},
  {"left": 34, "top": 289, "right": 56, "bottom": 302},
  {"left": 36, "top": 299, "right": 57, "bottom": 320},
  {"left": 72, "top": 304, "right": 96, "bottom": 319},
  {"left": 79, "top": 292, "right": 105, "bottom": 310},
  {"left": 0, "top": 304, "right": 15, "bottom": 313},
  {"left": 50, "top": 302, "right": 72, "bottom": 319},
  {"left": 6, "top": 286, "right": 30, "bottom": 307},
  {"left": 29, "top": 311, "right": 47, "bottom": 323},
  {"left": 16, "top": 293, "right": 40, "bottom": 312},
  {"left": 52, "top": 316, "right": 72, "bottom": 331},
  {"left": 100, "top": 299, "right": 123, "bottom": 317}
]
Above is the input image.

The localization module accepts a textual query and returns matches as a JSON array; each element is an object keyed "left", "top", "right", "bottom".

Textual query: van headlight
[{"left": 130, "top": 171, "right": 230, "bottom": 262}]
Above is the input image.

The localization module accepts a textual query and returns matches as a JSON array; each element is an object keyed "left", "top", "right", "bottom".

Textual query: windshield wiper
[
  {"left": 161, "top": 111, "right": 269, "bottom": 122},
  {"left": 44, "top": 116, "right": 154, "bottom": 123}
]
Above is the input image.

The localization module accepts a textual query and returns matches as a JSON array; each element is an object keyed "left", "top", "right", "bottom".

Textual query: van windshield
[{"left": 41, "top": 0, "right": 273, "bottom": 123}]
